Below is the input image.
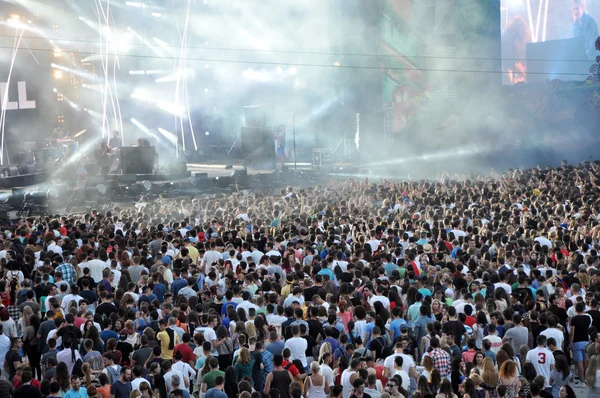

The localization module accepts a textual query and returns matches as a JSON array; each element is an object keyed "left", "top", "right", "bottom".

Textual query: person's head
[
  {"left": 71, "top": 375, "right": 81, "bottom": 391},
  {"left": 499, "top": 360, "right": 518, "bottom": 379},
  {"left": 529, "top": 382, "right": 541, "bottom": 397},
  {"left": 120, "top": 366, "right": 131, "bottom": 382},
  {"left": 559, "top": 384, "right": 576, "bottom": 398},
  {"left": 331, "top": 385, "right": 343, "bottom": 398},
  {"left": 572, "top": 0, "right": 586, "bottom": 20}
]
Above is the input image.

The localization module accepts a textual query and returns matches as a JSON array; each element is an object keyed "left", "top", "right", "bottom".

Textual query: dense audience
[{"left": 2, "top": 162, "right": 600, "bottom": 398}]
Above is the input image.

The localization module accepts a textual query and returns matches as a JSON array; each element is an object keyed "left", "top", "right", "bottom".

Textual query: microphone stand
[{"left": 292, "top": 111, "right": 297, "bottom": 172}]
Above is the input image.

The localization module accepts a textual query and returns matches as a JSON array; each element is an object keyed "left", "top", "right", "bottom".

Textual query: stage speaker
[
  {"left": 121, "top": 147, "right": 156, "bottom": 174},
  {"left": 16, "top": 151, "right": 35, "bottom": 166},
  {"left": 243, "top": 105, "right": 266, "bottom": 128},
  {"left": 240, "top": 127, "right": 276, "bottom": 170}
]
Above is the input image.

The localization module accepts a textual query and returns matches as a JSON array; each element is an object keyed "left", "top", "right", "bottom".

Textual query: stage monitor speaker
[
  {"left": 1, "top": 166, "right": 18, "bottom": 177},
  {"left": 243, "top": 105, "right": 266, "bottom": 128},
  {"left": 121, "top": 147, "right": 156, "bottom": 175},
  {"left": 18, "top": 164, "right": 36, "bottom": 175}
]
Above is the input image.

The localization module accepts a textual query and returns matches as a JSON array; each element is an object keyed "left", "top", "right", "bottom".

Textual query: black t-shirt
[
  {"left": 14, "top": 384, "right": 42, "bottom": 398},
  {"left": 571, "top": 314, "right": 592, "bottom": 342},
  {"left": 368, "top": 336, "right": 385, "bottom": 360},
  {"left": 76, "top": 276, "right": 97, "bottom": 290},
  {"left": 56, "top": 324, "right": 83, "bottom": 345},
  {"left": 303, "top": 287, "right": 320, "bottom": 302},
  {"left": 552, "top": 349, "right": 566, "bottom": 360},
  {"left": 116, "top": 341, "right": 134, "bottom": 363},
  {"left": 302, "top": 335, "right": 317, "bottom": 358},
  {"left": 306, "top": 319, "right": 324, "bottom": 341},
  {"left": 80, "top": 289, "right": 98, "bottom": 306},
  {"left": 587, "top": 309, "right": 600, "bottom": 331},
  {"left": 548, "top": 305, "right": 568, "bottom": 327},
  {"left": 7, "top": 349, "right": 21, "bottom": 378},
  {"left": 530, "top": 322, "right": 547, "bottom": 341},
  {"left": 96, "top": 302, "right": 118, "bottom": 318},
  {"left": 442, "top": 320, "right": 467, "bottom": 346}
]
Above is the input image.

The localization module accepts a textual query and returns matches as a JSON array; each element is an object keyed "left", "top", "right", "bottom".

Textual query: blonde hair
[
  {"left": 21, "top": 306, "right": 33, "bottom": 327},
  {"left": 481, "top": 357, "right": 499, "bottom": 388},
  {"left": 319, "top": 342, "right": 332, "bottom": 362},
  {"left": 310, "top": 361, "right": 320, "bottom": 374},
  {"left": 238, "top": 347, "right": 251, "bottom": 364},
  {"left": 422, "top": 356, "right": 434, "bottom": 373},
  {"left": 470, "top": 372, "right": 484, "bottom": 386},
  {"left": 245, "top": 322, "right": 257, "bottom": 340},
  {"left": 586, "top": 355, "right": 599, "bottom": 387},
  {"left": 499, "top": 360, "right": 518, "bottom": 379}
]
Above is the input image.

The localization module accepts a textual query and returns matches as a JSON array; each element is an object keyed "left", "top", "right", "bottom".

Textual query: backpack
[
  {"left": 484, "top": 282, "right": 495, "bottom": 301},
  {"left": 106, "top": 365, "right": 121, "bottom": 384}
]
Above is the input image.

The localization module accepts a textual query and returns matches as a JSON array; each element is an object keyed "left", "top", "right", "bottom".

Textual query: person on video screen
[{"left": 572, "top": 0, "right": 599, "bottom": 58}]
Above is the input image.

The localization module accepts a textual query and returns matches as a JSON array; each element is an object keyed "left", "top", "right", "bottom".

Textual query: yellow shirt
[
  {"left": 187, "top": 245, "right": 199, "bottom": 264},
  {"left": 281, "top": 283, "right": 293, "bottom": 300},
  {"left": 157, "top": 329, "right": 180, "bottom": 359}
]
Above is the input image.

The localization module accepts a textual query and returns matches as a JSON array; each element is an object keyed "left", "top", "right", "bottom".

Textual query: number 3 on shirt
[{"left": 538, "top": 352, "right": 546, "bottom": 364}]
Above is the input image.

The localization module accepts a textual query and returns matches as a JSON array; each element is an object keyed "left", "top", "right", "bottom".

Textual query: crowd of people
[{"left": 1, "top": 161, "right": 600, "bottom": 398}]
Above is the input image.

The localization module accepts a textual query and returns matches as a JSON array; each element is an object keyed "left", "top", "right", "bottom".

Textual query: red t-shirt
[
  {"left": 282, "top": 359, "right": 300, "bottom": 377},
  {"left": 74, "top": 317, "right": 86, "bottom": 329},
  {"left": 464, "top": 316, "right": 476, "bottom": 328},
  {"left": 174, "top": 343, "right": 195, "bottom": 364}
]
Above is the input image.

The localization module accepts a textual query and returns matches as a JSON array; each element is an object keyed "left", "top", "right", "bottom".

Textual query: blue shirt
[
  {"left": 100, "top": 330, "right": 119, "bottom": 345},
  {"left": 221, "top": 301, "right": 238, "bottom": 316},
  {"left": 265, "top": 340, "right": 284, "bottom": 356},
  {"left": 153, "top": 283, "right": 166, "bottom": 302},
  {"left": 171, "top": 278, "right": 187, "bottom": 296},
  {"left": 389, "top": 318, "right": 407, "bottom": 341},
  {"left": 365, "top": 322, "right": 375, "bottom": 343},
  {"left": 65, "top": 388, "right": 89, "bottom": 398},
  {"left": 317, "top": 268, "right": 335, "bottom": 281},
  {"left": 323, "top": 337, "right": 341, "bottom": 353},
  {"left": 384, "top": 262, "right": 399, "bottom": 276},
  {"left": 205, "top": 388, "right": 228, "bottom": 398}
]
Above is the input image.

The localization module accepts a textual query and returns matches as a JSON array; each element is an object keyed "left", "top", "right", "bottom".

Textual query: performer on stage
[
  {"left": 572, "top": 0, "right": 599, "bottom": 58},
  {"left": 273, "top": 124, "right": 287, "bottom": 169},
  {"left": 108, "top": 131, "right": 122, "bottom": 173},
  {"left": 108, "top": 130, "right": 121, "bottom": 150},
  {"left": 96, "top": 142, "right": 111, "bottom": 177}
]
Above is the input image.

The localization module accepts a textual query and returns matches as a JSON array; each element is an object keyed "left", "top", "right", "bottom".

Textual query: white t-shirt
[
  {"left": 354, "top": 320, "right": 368, "bottom": 341},
  {"left": 399, "top": 353, "right": 415, "bottom": 374},
  {"left": 87, "top": 259, "right": 107, "bottom": 283},
  {"left": 526, "top": 347, "right": 555, "bottom": 387},
  {"left": 384, "top": 353, "right": 400, "bottom": 377},
  {"left": 393, "top": 369, "right": 410, "bottom": 391},
  {"left": 164, "top": 369, "right": 186, "bottom": 393},
  {"left": 61, "top": 294, "right": 83, "bottom": 311},
  {"left": 540, "top": 328, "right": 564, "bottom": 350},
  {"left": 369, "top": 295, "right": 391, "bottom": 310},
  {"left": 534, "top": 237, "right": 553, "bottom": 248},
  {"left": 367, "top": 240, "right": 381, "bottom": 252},
  {"left": 320, "top": 363, "right": 334, "bottom": 387},
  {"left": 284, "top": 337, "right": 308, "bottom": 367},
  {"left": 494, "top": 282, "right": 512, "bottom": 295}
]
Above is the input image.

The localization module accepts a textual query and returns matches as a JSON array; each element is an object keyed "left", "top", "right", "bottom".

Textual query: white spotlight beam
[
  {"left": 51, "top": 63, "right": 96, "bottom": 81},
  {"left": 156, "top": 102, "right": 185, "bottom": 117},
  {"left": 157, "top": 128, "right": 178, "bottom": 145},
  {"left": 131, "top": 118, "right": 149, "bottom": 133}
]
